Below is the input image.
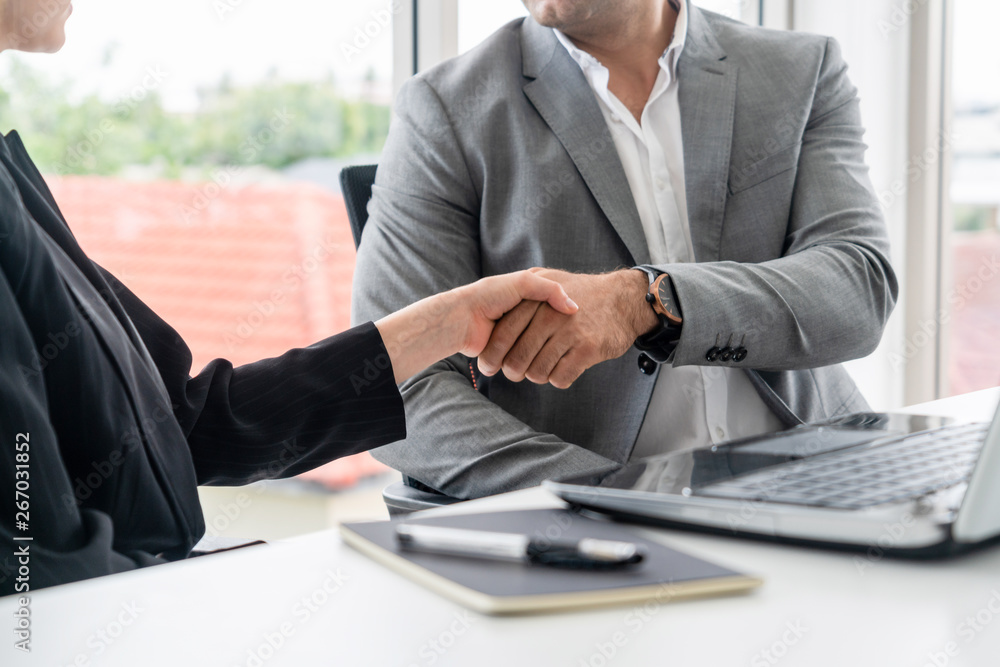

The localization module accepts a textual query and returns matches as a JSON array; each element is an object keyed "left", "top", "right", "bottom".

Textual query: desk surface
[{"left": 5, "top": 388, "right": 1000, "bottom": 666}]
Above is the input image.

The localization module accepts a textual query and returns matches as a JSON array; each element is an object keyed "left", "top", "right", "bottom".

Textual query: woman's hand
[
  {"left": 453, "top": 270, "right": 579, "bottom": 357},
  {"left": 374, "top": 270, "right": 578, "bottom": 385}
]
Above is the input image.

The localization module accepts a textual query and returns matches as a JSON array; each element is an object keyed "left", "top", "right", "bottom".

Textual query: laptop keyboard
[{"left": 696, "top": 423, "right": 990, "bottom": 510}]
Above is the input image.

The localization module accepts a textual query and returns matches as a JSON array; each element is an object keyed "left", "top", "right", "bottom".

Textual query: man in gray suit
[{"left": 352, "top": 0, "right": 898, "bottom": 499}]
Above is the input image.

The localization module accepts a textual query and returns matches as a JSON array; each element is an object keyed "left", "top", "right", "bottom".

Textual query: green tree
[{"left": 0, "top": 56, "right": 390, "bottom": 177}]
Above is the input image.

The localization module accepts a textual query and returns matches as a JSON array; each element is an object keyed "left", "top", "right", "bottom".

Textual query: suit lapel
[
  {"left": 0, "top": 133, "right": 149, "bottom": 349},
  {"left": 0, "top": 133, "right": 165, "bottom": 383},
  {"left": 520, "top": 19, "right": 650, "bottom": 265},
  {"left": 678, "top": 7, "right": 737, "bottom": 262}
]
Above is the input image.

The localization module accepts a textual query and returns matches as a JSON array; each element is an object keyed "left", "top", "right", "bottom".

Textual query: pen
[{"left": 394, "top": 524, "right": 646, "bottom": 569}]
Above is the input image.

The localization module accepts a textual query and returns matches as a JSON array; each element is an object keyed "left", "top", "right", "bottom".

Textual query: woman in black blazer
[{"left": 0, "top": 0, "right": 578, "bottom": 594}]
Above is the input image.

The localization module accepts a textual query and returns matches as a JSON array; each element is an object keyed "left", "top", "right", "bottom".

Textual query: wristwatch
[{"left": 633, "top": 267, "right": 683, "bottom": 361}]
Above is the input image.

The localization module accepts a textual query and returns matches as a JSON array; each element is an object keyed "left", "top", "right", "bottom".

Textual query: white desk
[{"left": 4, "top": 389, "right": 1000, "bottom": 666}]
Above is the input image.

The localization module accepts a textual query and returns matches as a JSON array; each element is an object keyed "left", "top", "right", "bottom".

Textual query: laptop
[{"left": 544, "top": 402, "right": 1000, "bottom": 557}]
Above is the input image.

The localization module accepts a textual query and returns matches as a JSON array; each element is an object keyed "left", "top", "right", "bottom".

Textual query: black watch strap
[{"left": 633, "top": 267, "right": 682, "bottom": 362}]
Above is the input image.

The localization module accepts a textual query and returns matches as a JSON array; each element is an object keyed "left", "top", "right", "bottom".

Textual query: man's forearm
[{"left": 372, "top": 359, "right": 621, "bottom": 498}]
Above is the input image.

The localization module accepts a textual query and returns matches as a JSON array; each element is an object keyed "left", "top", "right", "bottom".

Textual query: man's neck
[{"left": 564, "top": 1, "right": 679, "bottom": 123}]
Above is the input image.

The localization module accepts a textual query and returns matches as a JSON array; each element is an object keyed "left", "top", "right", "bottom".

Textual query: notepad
[{"left": 341, "top": 508, "right": 762, "bottom": 615}]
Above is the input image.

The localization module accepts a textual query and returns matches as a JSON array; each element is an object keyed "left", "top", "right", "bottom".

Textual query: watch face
[{"left": 657, "top": 279, "right": 681, "bottom": 323}]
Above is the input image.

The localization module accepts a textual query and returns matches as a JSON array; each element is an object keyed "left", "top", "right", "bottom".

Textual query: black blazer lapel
[{"left": 0, "top": 133, "right": 153, "bottom": 356}]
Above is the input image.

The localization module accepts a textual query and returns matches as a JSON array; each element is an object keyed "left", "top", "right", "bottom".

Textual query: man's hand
[
  {"left": 375, "top": 270, "right": 578, "bottom": 385},
  {"left": 477, "top": 269, "right": 659, "bottom": 389},
  {"left": 453, "top": 270, "right": 580, "bottom": 357}
]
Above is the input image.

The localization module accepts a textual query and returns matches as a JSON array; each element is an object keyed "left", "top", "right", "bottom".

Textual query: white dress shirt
[{"left": 554, "top": 0, "right": 785, "bottom": 459}]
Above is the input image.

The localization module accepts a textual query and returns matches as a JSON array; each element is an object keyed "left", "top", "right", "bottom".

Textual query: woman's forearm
[{"left": 375, "top": 290, "right": 468, "bottom": 384}]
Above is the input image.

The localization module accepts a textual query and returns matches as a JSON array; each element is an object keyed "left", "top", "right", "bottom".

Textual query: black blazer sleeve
[{"left": 98, "top": 267, "right": 407, "bottom": 486}]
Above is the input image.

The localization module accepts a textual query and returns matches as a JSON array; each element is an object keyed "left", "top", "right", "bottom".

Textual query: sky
[
  {"left": 952, "top": 1, "right": 1000, "bottom": 108},
  {"left": 2, "top": 0, "right": 396, "bottom": 111}
]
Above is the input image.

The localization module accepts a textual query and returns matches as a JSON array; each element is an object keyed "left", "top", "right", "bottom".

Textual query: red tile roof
[
  {"left": 949, "top": 232, "right": 1000, "bottom": 395},
  {"left": 40, "top": 175, "right": 1000, "bottom": 486},
  {"left": 45, "top": 174, "right": 387, "bottom": 489}
]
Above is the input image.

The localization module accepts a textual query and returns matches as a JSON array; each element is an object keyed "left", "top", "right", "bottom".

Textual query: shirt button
[
  {"left": 655, "top": 178, "right": 666, "bottom": 190},
  {"left": 715, "top": 426, "right": 726, "bottom": 440}
]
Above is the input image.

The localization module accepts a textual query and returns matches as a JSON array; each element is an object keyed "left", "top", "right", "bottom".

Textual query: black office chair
[
  {"left": 339, "top": 164, "right": 379, "bottom": 248},
  {"left": 339, "top": 164, "right": 463, "bottom": 517}
]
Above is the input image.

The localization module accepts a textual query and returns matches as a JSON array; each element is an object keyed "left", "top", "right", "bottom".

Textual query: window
[
  {"left": 458, "top": 0, "right": 527, "bottom": 54},
  {"left": 946, "top": 0, "right": 1000, "bottom": 395},
  {"left": 0, "top": 0, "right": 396, "bottom": 490},
  {"left": 0, "top": 0, "right": 393, "bottom": 373},
  {"left": 698, "top": 0, "right": 760, "bottom": 23}
]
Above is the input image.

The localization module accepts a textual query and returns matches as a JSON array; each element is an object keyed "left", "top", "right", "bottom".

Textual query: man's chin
[{"left": 31, "top": 35, "right": 67, "bottom": 54}]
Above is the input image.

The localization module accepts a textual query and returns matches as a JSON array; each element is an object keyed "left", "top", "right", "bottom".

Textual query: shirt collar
[{"left": 553, "top": 0, "right": 688, "bottom": 82}]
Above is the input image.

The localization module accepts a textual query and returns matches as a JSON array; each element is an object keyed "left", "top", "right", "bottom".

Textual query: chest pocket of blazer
[{"left": 728, "top": 143, "right": 800, "bottom": 195}]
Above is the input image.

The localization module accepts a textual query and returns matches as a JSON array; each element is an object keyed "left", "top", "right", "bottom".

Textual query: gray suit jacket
[{"left": 352, "top": 8, "right": 898, "bottom": 498}]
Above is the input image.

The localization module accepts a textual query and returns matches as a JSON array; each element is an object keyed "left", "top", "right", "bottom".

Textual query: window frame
[{"left": 903, "top": 0, "right": 952, "bottom": 404}]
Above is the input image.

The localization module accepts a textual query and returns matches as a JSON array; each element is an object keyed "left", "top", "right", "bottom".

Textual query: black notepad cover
[{"left": 342, "top": 509, "right": 760, "bottom": 613}]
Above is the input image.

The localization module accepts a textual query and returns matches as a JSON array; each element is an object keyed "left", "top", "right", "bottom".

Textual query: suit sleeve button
[
  {"left": 733, "top": 347, "right": 748, "bottom": 362},
  {"left": 705, "top": 347, "right": 721, "bottom": 362},
  {"left": 638, "top": 353, "right": 657, "bottom": 375},
  {"left": 720, "top": 347, "right": 734, "bottom": 362}
]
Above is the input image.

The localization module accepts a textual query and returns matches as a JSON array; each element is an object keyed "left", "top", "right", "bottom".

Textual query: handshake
[{"left": 375, "top": 268, "right": 660, "bottom": 389}]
